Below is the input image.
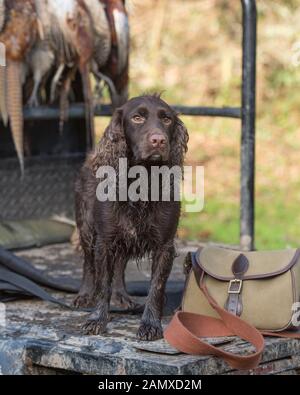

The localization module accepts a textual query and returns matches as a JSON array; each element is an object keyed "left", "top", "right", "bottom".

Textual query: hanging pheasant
[
  {"left": 34, "top": 0, "right": 111, "bottom": 148},
  {"left": 98, "top": 0, "right": 129, "bottom": 107},
  {"left": 0, "top": 0, "right": 6, "bottom": 124},
  {"left": 0, "top": 0, "right": 129, "bottom": 172},
  {"left": 0, "top": 0, "right": 39, "bottom": 175}
]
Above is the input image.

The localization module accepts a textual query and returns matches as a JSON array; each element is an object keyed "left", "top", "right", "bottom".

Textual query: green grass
[
  {"left": 255, "top": 191, "right": 300, "bottom": 250},
  {"left": 179, "top": 191, "right": 300, "bottom": 250},
  {"left": 180, "top": 198, "right": 240, "bottom": 246},
  {"left": 95, "top": 0, "right": 300, "bottom": 251}
]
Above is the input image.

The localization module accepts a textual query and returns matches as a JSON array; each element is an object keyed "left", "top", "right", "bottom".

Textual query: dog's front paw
[
  {"left": 82, "top": 309, "right": 109, "bottom": 335},
  {"left": 73, "top": 294, "right": 95, "bottom": 309},
  {"left": 82, "top": 318, "right": 107, "bottom": 335},
  {"left": 136, "top": 320, "right": 163, "bottom": 341},
  {"left": 111, "top": 289, "right": 141, "bottom": 311}
]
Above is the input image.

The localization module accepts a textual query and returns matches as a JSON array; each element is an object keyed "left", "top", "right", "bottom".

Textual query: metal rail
[
  {"left": 22, "top": 0, "right": 257, "bottom": 251},
  {"left": 23, "top": 105, "right": 242, "bottom": 120}
]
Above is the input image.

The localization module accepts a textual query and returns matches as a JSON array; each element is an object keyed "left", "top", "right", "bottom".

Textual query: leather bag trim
[{"left": 195, "top": 247, "right": 300, "bottom": 281}]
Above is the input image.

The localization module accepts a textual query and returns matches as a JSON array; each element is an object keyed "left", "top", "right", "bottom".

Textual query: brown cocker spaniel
[{"left": 74, "top": 94, "right": 188, "bottom": 340}]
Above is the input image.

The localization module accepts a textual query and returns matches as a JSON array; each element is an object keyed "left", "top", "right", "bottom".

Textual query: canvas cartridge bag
[{"left": 164, "top": 246, "right": 300, "bottom": 370}]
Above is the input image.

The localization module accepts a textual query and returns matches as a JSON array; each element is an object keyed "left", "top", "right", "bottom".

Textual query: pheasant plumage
[{"left": 0, "top": 0, "right": 130, "bottom": 173}]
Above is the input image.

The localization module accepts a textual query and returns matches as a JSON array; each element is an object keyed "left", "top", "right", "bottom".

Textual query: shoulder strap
[
  {"left": 0, "top": 266, "right": 73, "bottom": 308},
  {"left": 0, "top": 245, "right": 79, "bottom": 293},
  {"left": 0, "top": 247, "right": 143, "bottom": 313},
  {"left": 164, "top": 253, "right": 265, "bottom": 370}
]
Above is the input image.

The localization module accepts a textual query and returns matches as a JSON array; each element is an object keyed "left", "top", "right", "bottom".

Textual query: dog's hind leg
[
  {"left": 73, "top": 246, "right": 96, "bottom": 309},
  {"left": 73, "top": 187, "right": 97, "bottom": 309},
  {"left": 136, "top": 243, "right": 176, "bottom": 341},
  {"left": 111, "top": 259, "right": 140, "bottom": 310},
  {"left": 81, "top": 238, "right": 114, "bottom": 335}
]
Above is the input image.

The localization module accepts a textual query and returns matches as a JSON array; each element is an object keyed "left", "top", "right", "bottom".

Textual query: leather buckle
[{"left": 228, "top": 279, "right": 243, "bottom": 294}]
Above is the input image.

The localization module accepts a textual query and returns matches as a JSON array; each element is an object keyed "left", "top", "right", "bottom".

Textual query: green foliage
[{"left": 104, "top": 1, "right": 300, "bottom": 249}]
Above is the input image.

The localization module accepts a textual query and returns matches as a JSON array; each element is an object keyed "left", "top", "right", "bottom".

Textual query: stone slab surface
[{"left": 0, "top": 243, "right": 300, "bottom": 375}]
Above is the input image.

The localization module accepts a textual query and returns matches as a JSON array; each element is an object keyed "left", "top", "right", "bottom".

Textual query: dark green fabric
[{"left": 0, "top": 219, "right": 74, "bottom": 250}]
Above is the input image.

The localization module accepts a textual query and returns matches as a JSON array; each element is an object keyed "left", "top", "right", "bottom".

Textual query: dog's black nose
[{"left": 149, "top": 134, "right": 166, "bottom": 148}]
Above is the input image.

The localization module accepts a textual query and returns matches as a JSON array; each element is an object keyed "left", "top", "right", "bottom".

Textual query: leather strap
[
  {"left": 225, "top": 292, "right": 242, "bottom": 316},
  {"left": 0, "top": 247, "right": 144, "bottom": 313},
  {"left": 164, "top": 251, "right": 300, "bottom": 370},
  {"left": 164, "top": 275, "right": 264, "bottom": 370},
  {"left": 0, "top": 266, "right": 73, "bottom": 308},
  {"left": 224, "top": 254, "right": 249, "bottom": 316},
  {"left": 0, "top": 246, "right": 80, "bottom": 293}
]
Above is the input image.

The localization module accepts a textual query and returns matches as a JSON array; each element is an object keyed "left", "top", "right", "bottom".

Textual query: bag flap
[{"left": 195, "top": 246, "right": 300, "bottom": 280}]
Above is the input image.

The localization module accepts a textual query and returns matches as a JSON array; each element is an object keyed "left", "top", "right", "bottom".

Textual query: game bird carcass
[{"left": 0, "top": 0, "right": 129, "bottom": 173}]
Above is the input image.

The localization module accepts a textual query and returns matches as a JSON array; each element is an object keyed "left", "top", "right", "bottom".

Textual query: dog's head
[{"left": 104, "top": 94, "right": 189, "bottom": 167}]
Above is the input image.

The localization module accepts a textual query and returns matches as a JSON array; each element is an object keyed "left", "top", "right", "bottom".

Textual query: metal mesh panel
[{"left": 0, "top": 154, "right": 85, "bottom": 221}]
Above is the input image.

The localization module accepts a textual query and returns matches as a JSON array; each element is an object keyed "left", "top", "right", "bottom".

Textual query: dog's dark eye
[
  {"left": 132, "top": 115, "right": 145, "bottom": 123},
  {"left": 162, "top": 116, "right": 172, "bottom": 125}
]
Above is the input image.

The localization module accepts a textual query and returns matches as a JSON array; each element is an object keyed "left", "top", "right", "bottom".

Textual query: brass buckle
[{"left": 228, "top": 279, "right": 243, "bottom": 294}]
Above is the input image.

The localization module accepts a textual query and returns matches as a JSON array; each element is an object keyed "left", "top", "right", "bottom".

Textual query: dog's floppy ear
[
  {"left": 105, "top": 108, "right": 124, "bottom": 142},
  {"left": 93, "top": 107, "right": 128, "bottom": 169},
  {"left": 170, "top": 115, "right": 189, "bottom": 167}
]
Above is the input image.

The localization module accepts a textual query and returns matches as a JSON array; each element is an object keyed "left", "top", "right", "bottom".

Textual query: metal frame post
[
  {"left": 240, "top": 0, "right": 257, "bottom": 250},
  {"left": 15, "top": 1, "right": 258, "bottom": 251}
]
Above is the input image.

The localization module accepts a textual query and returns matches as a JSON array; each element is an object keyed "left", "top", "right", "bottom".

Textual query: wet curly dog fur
[{"left": 74, "top": 94, "right": 188, "bottom": 340}]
